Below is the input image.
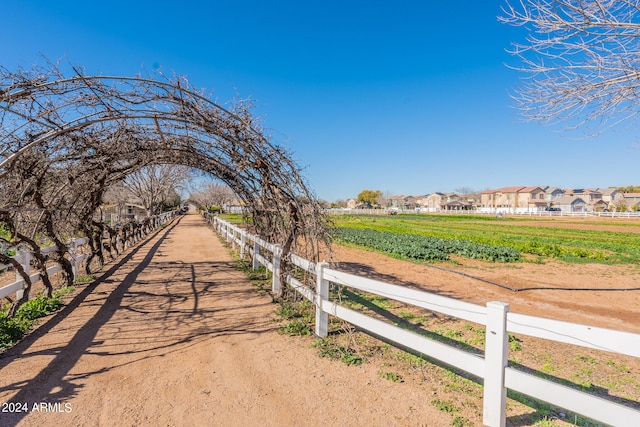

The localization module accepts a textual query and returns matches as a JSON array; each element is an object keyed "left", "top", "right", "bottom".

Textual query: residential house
[
  {"left": 543, "top": 186, "right": 565, "bottom": 202},
  {"left": 102, "top": 203, "right": 147, "bottom": 222},
  {"left": 223, "top": 198, "right": 247, "bottom": 214},
  {"left": 415, "top": 194, "right": 431, "bottom": 210},
  {"left": 347, "top": 198, "right": 376, "bottom": 209},
  {"left": 442, "top": 199, "right": 473, "bottom": 211},
  {"left": 423, "top": 192, "right": 457, "bottom": 212},
  {"left": 622, "top": 193, "right": 640, "bottom": 211},
  {"left": 596, "top": 188, "right": 625, "bottom": 210},
  {"left": 598, "top": 188, "right": 623, "bottom": 203},
  {"left": 591, "top": 199, "right": 608, "bottom": 212},
  {"left": 519, "top": 186, "right": 547, "bottom": 211},
  {"left": 481, "top": 186, "right": 546, "bottom": 212},
  {"left": 553, "top": 195, "right": 587, "bottom": 213},
  {"left": 388, "top": 195, "right": 418, "bottom": 210}
]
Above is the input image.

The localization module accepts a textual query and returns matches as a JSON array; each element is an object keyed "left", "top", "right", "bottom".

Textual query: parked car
[{"left": 544, "top": 207, "right": 561, "bottom": 212}]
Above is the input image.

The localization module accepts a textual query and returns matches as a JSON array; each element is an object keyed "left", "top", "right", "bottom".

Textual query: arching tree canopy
[{"left": 0, "top": 63, "right": 329, "bottom": 267}]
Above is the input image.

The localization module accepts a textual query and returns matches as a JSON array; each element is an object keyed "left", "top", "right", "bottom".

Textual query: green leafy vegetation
[
  {"left": 379, "top": 370, "right": 404, "bottom": 383},
  {"left": 0, "top": 286, "right": 74, "bottom": 349},
  {"left": 334, "top": 227, "right": 521, "bottom": 262},
  {"left": 74, "top": 274, "right": 96, "bottom": 284},
  {"left": 451, "top": 415, "right": 474, "bottom": 427},
  {"left": 278, "top": 320, "right": 312, "bottom": 336},
  {"left": 431, "top": 398, "right": 460, "bottom": 413},
  {"left": 334, "top": 214, "right": 640, "bottom": 263},
  {"left": 313, "top": 339, "right": 366, "bottom": 365}
]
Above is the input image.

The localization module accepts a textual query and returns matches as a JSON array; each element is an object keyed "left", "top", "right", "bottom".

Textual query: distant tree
[
  {"left": 616, "top": 199, "right": 630, "bottom": 212},
  {"left": 357, "top": 189, "right": 383, "bottom": 206},
  {"left": 501, "top": 1, "right": 640, "bottom": 134},
  {"left": 331, "top": 199, "right": 348, "bottom": 208},
  {"left": 190, "top": 181, "right": 235, "bottom": 211},
  {"left": 454, "top": 187, "right": 472, "bottom": 194},
  {"left": 122, "top": 164, "right": 192, "bottom": 216},
  {"left": 618, "top": 185, "right": 640, "bottom": 193}
]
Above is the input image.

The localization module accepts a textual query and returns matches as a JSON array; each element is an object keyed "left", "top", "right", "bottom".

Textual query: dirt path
[{"left": 0, "top": 213, "right": 449, "bottom": 426}]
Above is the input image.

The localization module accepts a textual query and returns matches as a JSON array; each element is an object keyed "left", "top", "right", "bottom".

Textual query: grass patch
[
  {"left": 0, "top": 287, "right": 74, "bottom": 349},
  {"left": 431, "top": 398, "right": 460, "bottom": 413},
  {"left": 279, "top": 320, "right": 312, "bottom": 336},
  {"left": 379, "top": 370, "right": 404, "bottom": 383},
  {"left": 451, "top": 416, "right": 474, "bottom": 427},
  {"left": 74, "top": 274, "right": 95, "bottom": 284},
  {"left": 313, "top": 338, "right": 366, "bottom": 365}
]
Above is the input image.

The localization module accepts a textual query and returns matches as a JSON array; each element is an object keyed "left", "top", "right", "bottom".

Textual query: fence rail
[
  {"left": 0, "top": 211, "right": 176, "bottom": 302},
  {"left": 204, "top": 212, "right": 640, "bottom": 427}
]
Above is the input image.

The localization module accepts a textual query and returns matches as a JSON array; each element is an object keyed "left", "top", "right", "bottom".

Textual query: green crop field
[{"left": 332, "top": 214, "right": 640, "bottom": 264}]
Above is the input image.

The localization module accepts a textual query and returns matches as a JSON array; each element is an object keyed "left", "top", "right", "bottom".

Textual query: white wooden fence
[
  {"left": 0, "top": 211, "right": 175, "bottom": 302},
  {"left": 205, "top": 213, "right": 640, "bottom": 427}
]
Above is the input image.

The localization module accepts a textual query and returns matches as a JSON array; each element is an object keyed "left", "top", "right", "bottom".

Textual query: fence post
[
  {"left": 69, "top": 239, "right": 78, "bottom": 280},
  {"left": 483, "top": 301, "right": 509, "bottom": 427},
  {"left": 272, "top": 244, "right": 282, "bottom": 293},
  {"left": 315, "top": 262, "right": 329, "bottom": 338},
  {"left": 252, "top": 240, "right": 260, "bottom": 270},
  {"left": 15, "top": 250, "right": 31, "bottom": 301},
  {"left": 240, "top": 231, "right": 246, "bottom": 259}
]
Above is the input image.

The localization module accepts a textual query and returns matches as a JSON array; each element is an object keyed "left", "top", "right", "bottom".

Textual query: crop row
[
  {"left": 335, "top": 215, "right": 626, "bottom": 262},
  {"left": 334, "top": 227, "right": 521, "bottom": 262}
]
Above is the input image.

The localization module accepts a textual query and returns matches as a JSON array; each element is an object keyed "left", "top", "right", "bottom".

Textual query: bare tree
[
  {"left": 122, "top": 164, "right": 191, "bottom": 216},
  {"left": 501, "top": 1, "right": 640, "bottom": 133},
  {"left": 190, "top": 181, "right": 235, "bottom": 210}
]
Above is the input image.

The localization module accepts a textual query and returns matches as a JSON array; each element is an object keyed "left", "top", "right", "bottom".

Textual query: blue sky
[{"left": 3, "top": 1, "right": 639, "bottom": 201}]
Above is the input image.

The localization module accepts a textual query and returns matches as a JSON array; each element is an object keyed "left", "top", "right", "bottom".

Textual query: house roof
[
  {"left": 568, "top": 188, "right": 601, "bottom": 195},
  {"left": 622, "top": 192, "right": 640, "bottom": 198},
  {"left": 444, "top": 200, "right": 472, "bottom": 207},
  {"left": 554, "top": 195, "right": 586, "bottom": 205},
  {"left": 520, "top": 186, "right": 544, "bottom": 193},
  {"left": 496, "top": 186, "right": 526, "bottom": 193},
  {"left": 482, "top": 186, "right": 525, "bottom": 194},
  {"left": 545, "top": 187, "right": 563, "bottom": 194},
  {"left": 596, "top": 187, "right": 616, "bottom": 194}
]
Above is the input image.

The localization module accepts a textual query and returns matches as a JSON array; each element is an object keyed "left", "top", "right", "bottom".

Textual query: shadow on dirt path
[
  {"left": 0, "top": 217, "right": 183, "bottom": 426},
  {"left": 0, "top": 213, "right": 451, "bottom": 427}
]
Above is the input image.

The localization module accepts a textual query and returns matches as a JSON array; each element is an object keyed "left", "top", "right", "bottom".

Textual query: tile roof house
[{"left": 481, "top": 186, "right": 546, "bottom": 211}]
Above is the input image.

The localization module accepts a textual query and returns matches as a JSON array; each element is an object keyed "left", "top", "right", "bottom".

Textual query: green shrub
[
  {"left": 278, "top": 320, "right": 312, "bottom": 336},
  {"left": 15, "top": 296, "right": 61, "bottom": 321},
  {"left": 0, "top": 316, "right": 32, "bottom": 348},
  {"left": 0, "top": 293, "right": 66, "bottom": 349},
  {"left": 313, "top": 339, "right": 367, "bottom": 365}
]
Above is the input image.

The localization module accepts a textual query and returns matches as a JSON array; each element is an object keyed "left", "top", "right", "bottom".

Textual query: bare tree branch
[
  {"left": 0, "top": 61, "right": 330, "bottom": 311},
  {"left": 501, "top": 0, "right": 640, "bottom": 134}
]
